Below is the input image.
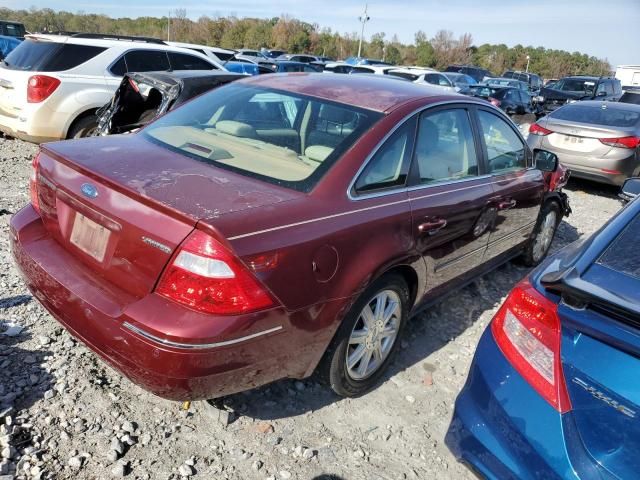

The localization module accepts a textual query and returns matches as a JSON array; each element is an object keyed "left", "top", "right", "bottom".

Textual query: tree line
[{"left": 0, "top": 7, "right": 611, "bottom": 78}]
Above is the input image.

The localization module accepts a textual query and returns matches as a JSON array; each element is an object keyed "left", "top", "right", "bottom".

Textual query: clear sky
[{"left": 6, "top": 0, "right": 640, "bottom": 66}]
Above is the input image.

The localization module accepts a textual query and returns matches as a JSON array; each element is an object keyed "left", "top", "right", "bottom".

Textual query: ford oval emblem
[{"left": 80, "top": 183, "right": 98, "bottom": 198}]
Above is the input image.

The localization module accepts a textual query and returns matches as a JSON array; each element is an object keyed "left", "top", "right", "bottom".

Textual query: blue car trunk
[{"left": 555, "top": 217, "right": 640, "bottom": 479}]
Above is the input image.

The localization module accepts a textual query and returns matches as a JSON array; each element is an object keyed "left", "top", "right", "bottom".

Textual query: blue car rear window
[{"left": 597, "top": 212, "right": 640, "bottom": 279}]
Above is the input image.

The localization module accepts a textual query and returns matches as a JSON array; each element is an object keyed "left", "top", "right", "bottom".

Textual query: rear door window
[
  {"left": 124, "top": 50, "right": 170, "bottom": 73},
  {"left": 167, "top": 52, "right": 215, "bottom": 71},
  {"left": 413, "top": 108, "right": 479, "bottom": 184},
  {"left": 4, "top": 40, "right": 105, "bottom": 71},
  {"left": 41, "top": 44, "right": 107, "bottom": 71}
]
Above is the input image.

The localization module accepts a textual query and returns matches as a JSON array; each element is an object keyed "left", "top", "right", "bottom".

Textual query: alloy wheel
[
  {"left": 532, "top": 210, "right": 557, "bottom": 262},
  {"left": 345, "top": 289, "right": 401, "bottom": 380}
]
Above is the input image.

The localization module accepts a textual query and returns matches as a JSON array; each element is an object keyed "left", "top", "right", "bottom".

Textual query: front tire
[
  {"left": 521, "top": 201, "right": 561, "bottom": 266},
  {"left": 319, "top": 274, "right": 410, "bottom": 397}
]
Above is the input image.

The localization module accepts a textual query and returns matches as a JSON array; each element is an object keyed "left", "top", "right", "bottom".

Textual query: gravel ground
[{"left": 0, "top": 133, "right": 624, "bottom": 480}]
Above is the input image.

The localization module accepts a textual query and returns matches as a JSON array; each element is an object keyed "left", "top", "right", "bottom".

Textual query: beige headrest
[
  {"left": 305, "top": 145, "right": 334, "bottom": 163},
  {"left": 215, "top": 120, "right": 257, "bottom": 138}
]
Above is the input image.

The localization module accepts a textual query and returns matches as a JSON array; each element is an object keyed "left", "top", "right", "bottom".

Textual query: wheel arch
[
  {"left": 65, "top": 107, "right": 100, "bottom": 139},
  {"left": 542, "top": 192, "right": 566, "bottom": 218}
]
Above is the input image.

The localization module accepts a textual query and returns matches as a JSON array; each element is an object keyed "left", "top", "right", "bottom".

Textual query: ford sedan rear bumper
[{"left": 10, "top": 205, "right": 319, "bottom": 401}]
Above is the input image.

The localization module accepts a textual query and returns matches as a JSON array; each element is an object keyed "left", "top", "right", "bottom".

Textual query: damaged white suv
[{"left": 0, "top": 33, "right": 224, "bottom": 143}]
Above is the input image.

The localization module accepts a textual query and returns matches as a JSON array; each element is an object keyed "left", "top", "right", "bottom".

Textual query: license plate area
[
  {"left": 561, "top": 134, "right": 584, "bottom": 144},
  {"left": 70, "top": 213, "right": 111, "bottom": 262}
]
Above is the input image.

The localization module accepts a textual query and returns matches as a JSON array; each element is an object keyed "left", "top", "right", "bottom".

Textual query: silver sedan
[{"left": 527, "top": 101, "right": 640, "bottom": 185}]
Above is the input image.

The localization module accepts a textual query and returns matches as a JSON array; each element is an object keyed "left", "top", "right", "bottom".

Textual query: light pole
[
  {"left": 357, "top": 4, "right": 370, "bottom": 59},
  {"left": 526, "top": 55, "right": 530, "bottom": 73}
]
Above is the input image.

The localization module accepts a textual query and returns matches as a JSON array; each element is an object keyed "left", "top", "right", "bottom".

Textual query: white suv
[
  {"left": 0, "top": 33, "right": 225, "bottom": 143},
  {"left": 166, "top": 41, "right": 236, "bottom": 63}
]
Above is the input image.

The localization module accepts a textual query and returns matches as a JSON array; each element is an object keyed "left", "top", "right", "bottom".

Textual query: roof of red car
[{"left": 238, "top": 73, "right": 450, "bottom": 112}]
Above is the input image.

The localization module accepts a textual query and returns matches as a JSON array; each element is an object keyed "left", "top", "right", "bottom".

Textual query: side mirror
[
  {"left": 596, "top": 91, "right": 607, "bottom": 97},
  {"left": 620, "top": 177, "right": 640, "bottom": 203},
  {"left": 534, "top": 150, "right": 558, "bottom": 172}
]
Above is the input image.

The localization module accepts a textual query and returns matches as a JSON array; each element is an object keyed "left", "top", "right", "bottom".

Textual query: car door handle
[
  {"left": 418, "top": 218, "right": 447, "bottom": 235},
  {"left": 498, "top": 199, "right": 517, "bottom": 210}
]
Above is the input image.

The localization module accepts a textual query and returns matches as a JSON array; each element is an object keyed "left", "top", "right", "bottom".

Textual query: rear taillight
[
  {"left": 491, "top": 280, "right": 571, "bottom": 413},
  {"left": 488, "top": 97, "right": 501, "bottom": 107},
  {"left": 27, "top": 75, "right": 60, "bottom": 103},
  {"left": 529, "top": 123, "right": 553, "bottom": 136},
  {"left": 599, "top": 136, "right": 640, "bottom": 149},
  {"left": 156, "top": 230, "right": 276, "bottom": 315},
  {"left": 29, "top": 152, "right": 41, "bottom": 215}
]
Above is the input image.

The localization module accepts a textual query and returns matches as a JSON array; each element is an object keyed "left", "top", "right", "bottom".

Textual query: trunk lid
[
  {"left": 35, "top": 134, "right": 301, "bottom": 298},
  {"left": 542, "top": 212, "right": 640, "bottom": 479},
  {"left": 539, "top": 116, "right": 634, "bottom": 155}
]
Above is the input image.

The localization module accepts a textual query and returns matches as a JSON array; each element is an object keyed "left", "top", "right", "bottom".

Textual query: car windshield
[
  {"left": 444, "top": 73, "right": 476, "bottom": 85},
  {"left": 597, "top": 212, "right": 640, "bottom": 280},
  {"left": 503, "top": 72, "right": 528, "bottom": 82},
  {"left": 3, "top": 39, "right": 105, "bottom": 71},
  {"left": 487, "top": 79, "right": 517, "bottom": 87},
  {"left": 549, "top": 104, "right": 640, "bottom": 128},
  {"left": 554, "top": 78, "right": 596, "bottom": 94},
  {"left": 143, "top": 83, "right": 383, "bottom": 192}
]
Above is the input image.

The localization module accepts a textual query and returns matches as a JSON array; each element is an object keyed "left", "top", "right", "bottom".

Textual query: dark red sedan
[{"left": 11, "top": 74, "right": 568, "bottom": 400}]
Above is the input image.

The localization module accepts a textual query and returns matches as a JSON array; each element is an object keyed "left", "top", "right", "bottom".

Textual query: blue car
[
  {"left": 0, "top": 34, "right": 22, "bottom": 60},
  {"left": 446, "top": 178, "right": 640, "bottom": 480},
  {"left": 222, "top": 61, "right": 259, "bottom": 76}
]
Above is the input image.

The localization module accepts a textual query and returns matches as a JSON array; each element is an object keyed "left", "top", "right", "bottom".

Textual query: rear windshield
[
  {"left": 143, "top": 83, "right": 383, "bottom": 192},
  {"left": 553, "top": 78, "right": 596, "bottom": 94},
  {"left": 388, "top": 71, "right": 419, "bottom": 81},
  {"left": 487, "top": 79, "right": 518, "bottom": 87},
  {"left": 597, "top": 213, "right": 640, "bottom": 280},
  {"left": 503, "top": 72, "right": 528, "bottom": 82},
  {"left": 468, "top": 86, "right": 501, "bottom": 97},
  {"left": 3, "top": 40, "right": 106, "bottom": 71},
  {"left": 549, "top": 104, "right": 640, "bottom": 128}
]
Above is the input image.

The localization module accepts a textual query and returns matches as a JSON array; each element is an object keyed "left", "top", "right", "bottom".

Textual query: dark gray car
[{"left": 527, "top": 101, "right": 640, "bottom": 185}]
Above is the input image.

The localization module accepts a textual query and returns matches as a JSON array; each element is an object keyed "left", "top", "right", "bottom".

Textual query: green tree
[{"left": 414, "top": 30, "right": 435, "bottom": 67}]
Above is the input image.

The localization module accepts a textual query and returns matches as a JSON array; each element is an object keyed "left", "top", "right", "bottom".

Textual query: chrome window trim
[
  {"left": 123, "top": 322, "right": 283, "bottom": 350},
  {"left": 347, "top": 99, "right": 528, "bottom": 201}
]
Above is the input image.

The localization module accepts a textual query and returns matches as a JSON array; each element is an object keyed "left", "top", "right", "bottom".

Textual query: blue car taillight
[{"left": 491, "top": 280, "right": 572, "bottom": 413}]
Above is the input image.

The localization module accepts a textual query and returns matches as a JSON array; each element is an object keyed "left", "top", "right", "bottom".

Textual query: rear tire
[
  {"left": 67, "top": 114, "right": 98, "bottom": 139},
  {"left": 318, "top": 274, "right": 410, "bottom": 397},
  {"left": 521, "top": 201, "right": 561, "bottom": 267}
]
